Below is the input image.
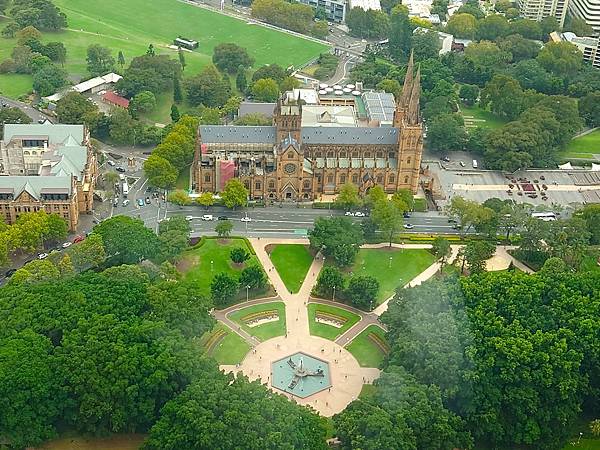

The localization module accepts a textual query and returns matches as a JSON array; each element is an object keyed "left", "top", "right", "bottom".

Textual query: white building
[
  {"left": 517, "top": 0, "right": 570, "bottom": 28},
  {"left": 349, "top": 0, "right": 382, "bottom": 10},
  {"left": 297, "top": 0, "right": 346, "bottom": 22},
  {"left": 568, "top": 0, "right": 600, "bottom": 34},
  {"left": 550, "top": 31, "right": 600, "bottom": 69},
  {"left": 44, "top": 73, "right": 123, "bottom": 103}
]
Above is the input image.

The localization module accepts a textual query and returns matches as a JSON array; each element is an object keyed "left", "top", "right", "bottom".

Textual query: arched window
[
  {"left": 244, "top": 181, "right": 250, "bottom": 189},
  {"left": 340, "top": 151, "right": 347, "bottom": 158},
  {"left": 376, "top": 175, "right": 383, "bottom": 183},
  {"left": 389, "top": 174, "right": 395, "bottom": 183},
  {"left": 340, "top": 174, "right": 346, "bottom": 183},
  {"left": 352, "top": 151, "right": 358, "bottom": 158},
  {"left": 404, "top": 176, "right": 409, "bottom": 184},
  {"left": 303, "top": 180, "right": 310, "bottom": 189},
  {"left": 327, "top": 151, "right": 334, "bottom": 158},
  {"left": 31, "top": 151, "right": 37, "bottom": 156},
  {"left": 268, "top": 180, "right": 275, "bottom": 189},
  {"left": 352, "top": 174, "right": 358, "bottom": 183},
  {"left": 327, "top": 174, "right": 334, "bottom": 183},
  {"left": 376, "top": 151, "right": 383, "bottom": 158},
  {"left": 407, "top": 157, "right": 411, "bottom": 164},
  {"left": 23, "top": 151, "right": 30, "bottom": 155},
  {"left": 365, "top": 152, "right": 371, "bottom": 158},
  {"left": 255, "top": 181, "right": 261, "bottom": 190},
  {"left": 288, "top": 152, "right": 294, "bottom": 159}
]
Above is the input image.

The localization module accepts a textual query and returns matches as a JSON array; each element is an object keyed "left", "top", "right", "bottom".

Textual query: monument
[{"left": 271, "top": 352, "right": 331, "bottom": 398}]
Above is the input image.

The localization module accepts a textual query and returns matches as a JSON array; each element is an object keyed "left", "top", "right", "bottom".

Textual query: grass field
[
  {"left": 207, "top": 325, "right": 251, "bottom": 365},
  {"left": 349, "top": 248, "right": 436, "bottom": 304},
  {"left": 564, "top": 129, "right": 600, "bottom": 158},
  {"left": 0, "top": 73, "right": 33, "bottom": 98},
  {"left": 345, "top": 325, "right": 388, "bottom": 368},
  {"left": 269, "top": 244, "right": 313, "bottom": 293},
  {"left": 359, "top": 383, "right": 377, "bottom": 399},
  {"left": 307, "top": 303, "right": 360, "bottom": 340},
  {"left": 460, "top": 104, "right": 507, "bottom": 130},
  {"left": 229, "top": 301, "right": 286, "bottom": 340},
  {"left": 562, "top": 439, "right": 600, "bottom": 450},
  {"left": 36, "top": 434, "right": 146, "bottom": 450},
  {"left": 178, "top": 238, "right": 269, "bottom": 300},
  {"left": 0, "top": 0, "right": 328, "bottom": 98}
]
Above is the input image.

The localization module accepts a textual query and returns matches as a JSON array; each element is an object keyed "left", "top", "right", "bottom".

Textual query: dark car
[
  {"left": 403, "top": 212, "right": 411, "bottom": 218},
  {"left": 115, "top": 167, "right": 126, "bottom": 173},
  {"left": 440, "top": 156, "right": 450, "bottom": 162},
  {"left": 5, "top": 268, "right": 16, "bottom": 278},
  {"left": 217, "top": 216, "right": 228, "bottom": 220}
]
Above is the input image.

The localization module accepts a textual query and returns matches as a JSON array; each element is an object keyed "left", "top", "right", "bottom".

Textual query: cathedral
[{"left": 191, "top": 55, "right": 423, "bottom": 202}]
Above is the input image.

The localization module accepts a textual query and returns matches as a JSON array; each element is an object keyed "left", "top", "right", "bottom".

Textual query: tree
[
  {"left": 346, "top": 275, "right": 379, "bottom": 310},
  {"left": 480, "top": 74, "right": 525, "bottom": 120},
  {"left": 91, "top": 216, "right": 160, "bottom": 265},
  {"left": 221, "top": 178, "right": 248, "bottom": 209},
  {"left": 252, "top": 64, "right": 286, "bottom": 84},
  {"left": 211, "top": 272, "right": 239, "bottom": 307},
  {"left": 540, "top": 16, "right": 560, "bottom": 35},
  {"left": 537, "top": 41, "right": 583, "bottom": 78},
  {"left": 462, "top": 240, "right": 495, "bottom": 274},
  {"left": 427, "top": 113, "right": 466, "bottom": 152},
  {"left": 576, "top": 204, "right": 600, "bottom": 245},
  {"left": 128, "top": 90, "right": 156, "bottom": 117},
  {"left": 169, "top": 103, "right": 181, "bottom": 123},
  {"left": 579, "top": 91, "right": 600, "bottom": 127},
  {"left": 1, "top": 21, "right": 20, "bottom": 38},
  {"left": 16, "top": 25, "right": 42, "bottom": 45},
  {"left": 565, "top": 17, "right": 594, "bottom": 36},
  {"left": 196, "top": 191, "right": 215, "bottom": 209},
  {"left": 185, "top": 64, "right": 231, "bottom": 107},
  {"left": 510, "top": 18, "right": 543, "bottom": 40},
  {"left": 251, "top": 78, "right": 279, "bottom": 102},
  {"left": 391, "top": 189, "right": 413, "bottom": 212},
  {"left": 56, "top": 92, "right": 101, "bottom": 127},
  {"left": 591, "top": 420, "right": 600, "bottom": 438},
  {"left": 215, "top": 220, "right": 233, "bottom": 238},
  {"left": 144, "top": 154, "right": 178, "bottom": 189},
  {"left": 431, "top": 237, "right": 451, "bottom": 270},
  {"left": 234, "top": 113, "right": 271, "bottom": 126},
  {"left": 315, "top": 266, "right": 345, "bottom": 298},
  {"left": 44, "top": 213, "right": 68, "bottom": 243},
  {"left": 158, "top": 229, "right": 189, "bottom": 261},
  {"left": 10, "top": 259, "right": 61, "bottom": 285},
  {"left": 389, "top": 5, "right": 413, "bottom": 57},
  {"left": 117, "top": 50, "right": 125, "bottom": 68},
  {"left": 371, "top": 199, "right": 404, "bottom": 247},
  {"left": 364, "top": 185, "right": 387, "bottom": 210},
  {"left": 212, "top": 43, "right": 254, "bottom": 73},
  {"left": 335, "top": 183, "right": 361, "bottom": 211},
  {"left": 240, "top": 265, "right": 266, "bottom": 289},
  {"left": 476, "top": 14, "right": 510, "bottom": 41},
  {"left": 108, "top": 108, "right": 137, "bottom": 145},
  {"left": 459, "top": 84, "right": 479, "bottom": 106},
  {"left": 167, "top": 190, "right": 191, "bottom": 206},
  {"left": 236, "top": 68, "right": 247, "bottom": 92},
  {"left": 178, "top": 47, "right": 186, "bottom": 71},
  {"left": 412, "top": 30, "right": 440, "bottom": 61},
  {"left": 86, "top": 44, "right": 115, "bottom": 76},
  {"left": 431, "top": 0, "right": 449, "bottom": 17},
  {"left": 230, "top": 247, "right": 250, "bottom": 264},
  {"left": 377, "top": 79, "right": 402, "bottom": 97},
  {"left": 309, "top": 217, "right": 364, "bottom": 267},
  {"left": 446, "top": 13, "right": 477, "bottom": 39},
  {"left": 67, "top": 233, "right": 106, "bottom": 272},
  {"left": 311, "top": 20, "right": 329, "bottom": 39},
  {"left": 173, "top": 74, "right": 183, "bottom": 103},
  {"left": 0, "top": 107, "right": 32, "bottom": 138},
  {"left": 32, "top": 62, "right": 67, "bottom": 96}
]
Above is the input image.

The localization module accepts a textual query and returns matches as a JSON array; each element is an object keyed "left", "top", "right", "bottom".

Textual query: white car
[
  {"left": 201, "top": 214, "right": 214, "bottom": 221},
  {"left": 38, "top": 253, "right": 48, "bottom": 260},
  {"left": 241, "top": 216, "right": 251, "bottom": 222},
  {"left": 345, "top": 211, "right": 355, "bottom": 216},
  {"left": 403, "top": 223, "right": 414, "bottom": 229},
  {"left": 107, "top": 160, "right": 115, "bottom": 166},
  {"left": 61, "top": 242, "right": 72, "bottom": 248},
  {"left": 185, "top": 216, "right": 194, "bottom": 221},
  {"left": 122, "top": 199, "right": 130, "bottom": 207},
  {"left": 354, "top": 211, "right": 366, "bottom": 217}
]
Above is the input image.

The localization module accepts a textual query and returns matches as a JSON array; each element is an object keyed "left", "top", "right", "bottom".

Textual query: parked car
[
  {"left": 37, "top": 119, "right": 45, "bottom": 124},
  {"left": 62, "top": 242, "right": 72, "bottom": 248},
  {"left": 447, "top": 218, "right": 457, "bottom": 223},
  {"left": 185, "top": 216, "right": 194, "bottom": 221},
  {"left": 459, "top": 161, "right": 466, "bottom": 167},
  {"left": 241, "top": 216, "right": 251, "bottom": 222},
  {"left": 345, "top": 211, "right": 355, "bottom": 216},
  {"left": 122, "top": 199, "right": 130, "bottom": 207},
  {"left": 145, "top": 196, "right": 151, "bottom": 204},
  {"left": 403, "top": 212, "right": 411, "bottom": 218},
  {"left": 116, "top": 167, "right": 126, "bottom": 173},
  {"left": 73, "top": 235, "right": 85, "bottom": 244},
  {"left": 113, "top": 198, "right": 119, "bottom": 207},
  {"left": 38, "top": 253, "right": 49, "bottom": 260},
  {"left": 403, "top": 223, "right": 414, "bottom": 229},
  {"left": 137, "top": 198, "right": 144, "bottom": 207},
  {"left": 202, "top": 214, "right": 214, "bottom": 221},
  {"left": 217, "top": 216, "right": 228, "bottom": 220},
  {"left": 107, "top": 160, "right": 116, "bottom": 166},
  {"left": 354, "top": 211, "right": 366, "bottom": 217},
  {"left": 441, "top": 156, "right": 450, "bottom": 162}
]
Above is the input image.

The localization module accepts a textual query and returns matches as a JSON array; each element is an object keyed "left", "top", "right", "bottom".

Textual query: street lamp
[
  {"left": 370, "top": 299, "right": 373, "bottom": 312},
  {"left": 333, "top": 285, "right": 336, "bottom": 302},
  {"left": 246, "top": 285, "right": 250, "bottom": 302}
]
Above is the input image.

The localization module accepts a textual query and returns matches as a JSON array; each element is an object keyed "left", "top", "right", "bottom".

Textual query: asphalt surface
[{"left": 0, "top": 95, "right": 53, "bottom": 123}]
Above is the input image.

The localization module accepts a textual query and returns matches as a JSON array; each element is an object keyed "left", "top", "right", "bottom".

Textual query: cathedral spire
[
  {"left": 400, "top": 50, "right": 414, "bottom": 107},
  {"left": 407, "top": 65, "right": 421, "bottom": 125}
]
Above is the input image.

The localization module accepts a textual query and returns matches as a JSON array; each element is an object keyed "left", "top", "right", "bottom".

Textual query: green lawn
[
  {"left": 345, "top": 325, "right": 388, "bottom": 368},
  {"left": 269, "top": 244, "right": 313, "bottom": 293},
  {"left": 175, "top": 165, "right": 191, "bottom": 191},
  {"left": 0, "top": 73, "right": 33, "bottom": 99},
  {"left": 562, "top": 439, "right": 600, "bottom": 450},
  {"left": 0, "top": 0, "right": 328, "bottom": 98},
  {"left": 229, "top": 301, "right": 286, "bottom": 341},
  {"left": 349, "top": 248, "right": 436, "bottom": 304},
  {"left": 359, "top": 384, "right": 377, "bottom": 399},
  {"left": 564, "top": 129, "right": 600, "bottom": 158},
  {"left": 206, "top": 325, "right": 251, "bottom": 365},
  {"left": 178, "top": 238, "right": 268, "bottom": 300},
  {"left": 460, "top": 104, "right": 507, "bottom": 130},
  {"left": 307, "top": 303, "right": 360, "bottom": 341}
]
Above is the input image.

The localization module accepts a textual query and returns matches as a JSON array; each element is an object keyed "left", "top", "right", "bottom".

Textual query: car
[
  {"left": 113, "top": 198, "right": 119, "bottom": 207},
  {"left": 354, "top": 211, "right": 366, "bottom": 217},
  {"left": 145, "top": 196, "right": 151, "bottom": 204},
  {"left": 201, "top": 214, "right": 214, "bottom": 221},
  {"left": 217, "top": 216, "right": 228, "bottom": 220},
  {"left": 92, "top": 219, "right": 100, "bottom": 224},
  {"left": 452, "top": 224, "right": 463, "bottom": 230},
  {"left": 119, "top": 173, "right": 125, "bottom": 180},
  {"left": 459, "top": 161, "right": 466, "bottom": 167},
  {"left": 345, "top": 211, "right": 355, "bottom": 216},
  {"left": 1, "top": 102, "right": 7, "bottom": 107},
  {"left": 62, "top": 242, "right": 72, "bottom": 248},
  {"left": 403, "top": 223, "right": 414, "bottom": 229},
  {"left": 107, "top": 160, "right": 116, "bottom": 166},
  {"left": 441, "top": 156, "right": 450, "bottom": 162},
  {"left": 137, "top": 198, "right": 144, "bottom": 207},
  {"left": 115, "top": 167, "right": 126, "bottom": 173},
  {"left": 403, "top": 212, "right": 411, "bottom": 218},
  {"left": 73, "top": 235, "right": 85, "bottom": 244},
  {"left": 447, "top": 218, "right": 457, "bottom": 223},
  {"left": 38, "top": 253, "right": 49, "bottom": 260},
  {"left": 241, "top": 216, "right": 251, "bottom": 222},
  {"left": 122, "top": 199, "right": 130, "bottom": 207},
  {"left": 185, "top": 216, "right": 194, "bottom": 221},
  {"left": 5, "top": 268, "right": 16, "bottom": 278},
  {"left": 37, "top": 119, "right": 45, "bottom": 124}
]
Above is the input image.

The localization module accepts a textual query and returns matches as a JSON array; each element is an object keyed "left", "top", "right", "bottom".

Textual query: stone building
[
  {"left": 0, "top": 122, "right": 97, "bottom": 230},
  {"left": 192, "top": 55, "right": 423, "bottom": 202}
]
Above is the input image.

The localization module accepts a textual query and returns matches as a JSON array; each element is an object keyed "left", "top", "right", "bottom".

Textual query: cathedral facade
[{"left": 192, "top": 57, "right": 423, "bottom": 202}]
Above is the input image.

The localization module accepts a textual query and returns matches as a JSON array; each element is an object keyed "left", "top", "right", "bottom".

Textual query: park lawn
[
  {"left": 175, "top": 165, "right": 191, "bottom": 190},
  {"left": 349, "top": 248, "right": 436, "bottom": 304},
  {"left": 0, "top": 73, "right": 33, "bottom": 99},
  {"left": 564, "top": 129, "right": 600, "bottom": 157},
  {"left": 562, "top": 439, "right": 600, "bottom": 450},
  {"left": 413, "top": 197, "right": 427, "bottom": 212},
  {"left": 460, "top": 104, "right": 507, "bottom": 130},
  {"left": 307, "top": 303, "right": 360, "bottom": 341},
  {"left": 345, "top": 325, "right": 388, "bottom": 368},
  {"left": 178, "top": 238, "right": 266, "bottom": 299},
  {"left": 36, "top": 434, "right": 146, "bottom": 450},
  {"left": 359, "top": 384, "right": 377, "bottom": 399},
  {"left": 229, "top": 301, "right": 287, "bottom": 341},
  {"left": 269, "top": 244, "right": 313, "bottom": 293},
  {"left": 205, "top": 325, "right": 251, "bottom": 365}
]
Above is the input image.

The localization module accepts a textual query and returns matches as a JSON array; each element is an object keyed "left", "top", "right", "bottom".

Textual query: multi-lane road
[{"left": 0, "top": 95, "right": 52, "bottom": 123}]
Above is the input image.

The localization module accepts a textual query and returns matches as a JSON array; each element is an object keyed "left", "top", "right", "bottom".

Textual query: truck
[{"left": 122, "top": 181, "right": 129, "bottom": 197}]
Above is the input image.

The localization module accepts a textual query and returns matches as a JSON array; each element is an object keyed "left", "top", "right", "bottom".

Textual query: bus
[
  {"left": 122, "top": 181, "right": 129, "bottom": 197},
  {"left": 531, "top": 212, "right": 556, "bottom": 221}
]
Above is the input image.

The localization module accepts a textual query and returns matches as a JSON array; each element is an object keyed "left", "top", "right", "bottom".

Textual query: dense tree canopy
[{"left": 309, "top": 217, "right": 364, "bottom": 266}]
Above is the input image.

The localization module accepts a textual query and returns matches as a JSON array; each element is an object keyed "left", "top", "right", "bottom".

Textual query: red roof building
[{"left": 102, "top": 91, "right": 130, "bottom": 108}]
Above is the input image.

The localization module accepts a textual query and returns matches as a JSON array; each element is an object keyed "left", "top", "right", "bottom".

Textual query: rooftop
[
  {"left": 3, "top": 123, "right": 84, "bottom": 145},
  {"left": 0, "top": 176, "right": 72, "bottom": 200}
]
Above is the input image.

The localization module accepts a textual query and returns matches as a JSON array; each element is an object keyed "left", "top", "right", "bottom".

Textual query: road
[{"left": 0, "top": 95, "right": 53, "bottom": 123}]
